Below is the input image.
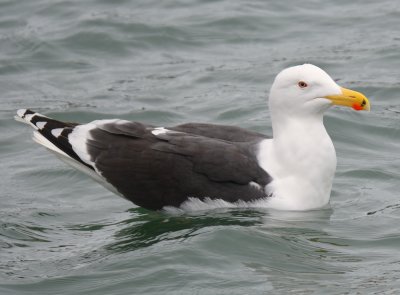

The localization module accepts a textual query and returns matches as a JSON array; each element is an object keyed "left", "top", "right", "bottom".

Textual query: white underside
[{"left": 163, "top": 197, "right": 271, "bottom": 213}]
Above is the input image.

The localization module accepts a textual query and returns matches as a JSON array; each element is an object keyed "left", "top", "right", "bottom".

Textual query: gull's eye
[{"left": 298, "top": 81, "right": 308, "bottom": 88}]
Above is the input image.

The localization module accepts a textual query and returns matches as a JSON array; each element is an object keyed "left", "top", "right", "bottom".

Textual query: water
[{"left": 1, "top": 0, "right": 400, "bottom": 293}]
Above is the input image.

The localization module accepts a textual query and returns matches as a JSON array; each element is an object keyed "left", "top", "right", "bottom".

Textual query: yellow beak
[{"left": 325, "top": 87, "right": 370, "bottom": 111}]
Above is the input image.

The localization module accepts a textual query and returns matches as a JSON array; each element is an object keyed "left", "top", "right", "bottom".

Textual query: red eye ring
[{"left": 298, "top": 81, "right": 308, "bottom": 88}]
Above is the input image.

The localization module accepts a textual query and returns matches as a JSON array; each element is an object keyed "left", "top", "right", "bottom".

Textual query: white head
[
  {"left": 269, "top": 64, "right": 370, "bottom": 122},
  {"left": 259, "top": 64, "right": 370, "bottom": 210}
]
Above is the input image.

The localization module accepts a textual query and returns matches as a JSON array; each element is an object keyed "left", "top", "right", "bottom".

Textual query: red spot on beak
[{"left": 352, "top": 103, "right": 362, "bottom": 111}]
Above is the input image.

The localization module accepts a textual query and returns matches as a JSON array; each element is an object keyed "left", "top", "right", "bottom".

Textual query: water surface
[{"left": 1, "top": 0, "right": 400, "bottom": 294}]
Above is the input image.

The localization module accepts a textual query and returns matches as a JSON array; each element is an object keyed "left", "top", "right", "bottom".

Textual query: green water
[{"left": 1, "top": 0, "right": 400, "bottom": 294}]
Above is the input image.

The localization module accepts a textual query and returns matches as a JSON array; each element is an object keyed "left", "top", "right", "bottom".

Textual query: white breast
[{"left": 257, "top": 121, "right": 337, "bottom": 211}]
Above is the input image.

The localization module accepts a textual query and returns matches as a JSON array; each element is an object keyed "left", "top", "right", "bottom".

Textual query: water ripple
[{"left": 1, "top": 0, "right": 400, "bottom": 293}]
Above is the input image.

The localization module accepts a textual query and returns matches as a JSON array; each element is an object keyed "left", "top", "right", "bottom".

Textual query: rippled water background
[{"left": 1, "top": 0, "right": 400, "bottom": 294}]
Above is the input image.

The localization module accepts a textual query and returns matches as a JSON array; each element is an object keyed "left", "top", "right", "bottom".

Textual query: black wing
[{"left": 86, "top": 121, "right": 272, "bottom": 210}]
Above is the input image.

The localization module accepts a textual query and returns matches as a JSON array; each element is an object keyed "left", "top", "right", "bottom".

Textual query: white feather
[
  {"left": 51, "top": 128, "right": 63, "bottom": 138},
  {"left": 163, "top": 197, "right": 270, "bottom": 213},
  {"left": 32, "top": 131, "right": 70, "bottom": 158},
  {"left": 36, "top": 121, "right": 47, "bottom": 129},
  {"left": 17, "top": 109, "right": 27, "bottom": 117},
  {"left": 151, "top": 127, "right": 169, "bottom": 136},
  {"left": 68, "top": 119, "right": 119, "bottom": 167},
  {"left": 33, "top": 126, "right": 123, "bottom": 198},
  {"left": 249, "top": 181, "right": 263, "bottom": 191},
  {"left": 68, "top": 124, "right": 96, "bottom": 167}
]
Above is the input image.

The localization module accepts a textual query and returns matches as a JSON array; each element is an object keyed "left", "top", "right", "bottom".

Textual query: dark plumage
[
  {"left": 16, "top": 109, "right": 272, "bottom": 210},
  {"left": 15, "top": 64, "right": 370, "bottom": 211}
]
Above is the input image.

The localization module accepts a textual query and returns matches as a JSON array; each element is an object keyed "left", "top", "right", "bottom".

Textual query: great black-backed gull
[{"left": 15, "top": 64, "right": 370, "bottom": 211}]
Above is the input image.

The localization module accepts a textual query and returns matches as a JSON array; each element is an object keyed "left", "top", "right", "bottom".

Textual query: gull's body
[{"left": 15, "top": 64, "right": 370, "bottom": 211}]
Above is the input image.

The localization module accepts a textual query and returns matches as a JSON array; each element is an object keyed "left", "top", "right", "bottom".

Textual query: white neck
[{"left": 258, "top": 115, "right": 337, "bottom": 210}]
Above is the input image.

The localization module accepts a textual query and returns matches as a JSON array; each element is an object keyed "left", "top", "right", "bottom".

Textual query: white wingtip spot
[
  {"left": 17, "top": 109, "right": 27, "bottom": 117},
  {"left": 151, "top": 127, "right": 168, "bottom": 136},
  {"left": 51, "top": 128, "right": 64, "bottom": 138},
  {"left": 36, "top": 121, "right": 47, "bottom": 129}
]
